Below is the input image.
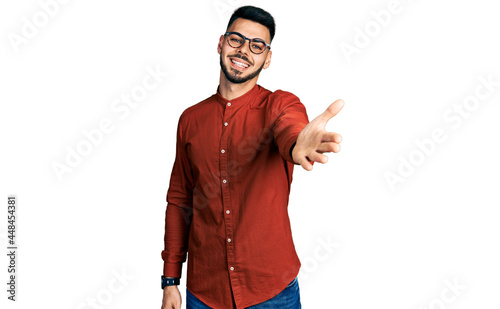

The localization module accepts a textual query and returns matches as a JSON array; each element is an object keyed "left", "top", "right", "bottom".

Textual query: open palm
[{"left": 292, "top": 99, "right": 344, "bottom": 171}]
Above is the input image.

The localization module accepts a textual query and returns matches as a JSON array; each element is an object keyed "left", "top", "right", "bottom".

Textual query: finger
[
  {"left": 317, "top": 142, "right": 340, "bottom": 153},
  {"left": 332, "top": 143, "right": 341, "bottom": 153},
  {"left": 308, "top": 151, "right": 328, "bottom": 164},
  {"left": 297, "top": 156, "right": 313, "bottom": 171},
  {"left": 321, "top": 132, "right": 342, "bottom": 143},
  {"left": 316, "top": 99, "right": 345, "bottom": 124}
]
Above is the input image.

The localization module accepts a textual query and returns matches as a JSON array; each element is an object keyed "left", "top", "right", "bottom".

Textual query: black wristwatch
[{"left": 161, "top": 275, "right": 180, "bottom": 289}]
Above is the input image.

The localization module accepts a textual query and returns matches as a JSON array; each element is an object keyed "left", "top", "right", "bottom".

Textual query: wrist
[{"left": 161, "top": 276, "right": 180, "bottom": 289}]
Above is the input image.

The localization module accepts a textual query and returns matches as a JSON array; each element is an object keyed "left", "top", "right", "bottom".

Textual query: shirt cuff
[
  {"left": 281, "top": 131, "right": 301, "bottom": 164},
  {"left": 289, "top": 141, "right": 297, "bottom": 164},
  {"left": 163, "top": 262, "right": 183, "bottom": 278}
]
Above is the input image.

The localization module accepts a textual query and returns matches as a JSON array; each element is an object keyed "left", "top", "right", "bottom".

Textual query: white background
[{"left": 1, "top": 0, "right": 499, "bottom": 308}]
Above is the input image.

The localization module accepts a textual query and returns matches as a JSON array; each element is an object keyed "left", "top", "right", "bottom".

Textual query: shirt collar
[{"left": 215, "top": 83, "right": 260, "bottom": 108}]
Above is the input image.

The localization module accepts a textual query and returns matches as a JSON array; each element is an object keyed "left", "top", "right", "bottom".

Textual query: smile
[{"left": 230, "top": 58, "right": 250, "bottom": 69}]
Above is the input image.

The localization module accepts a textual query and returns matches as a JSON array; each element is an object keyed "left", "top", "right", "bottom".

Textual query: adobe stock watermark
[
  {"left": 75, "top": 267, "right": 134, "bottom": 309},
  {"left": 340, "top": 0, "right": 416, "bottom": 64},
  {"left": 51, "top": 64, "right": 169, "bottom": 182},
  {"left": 385, "top": 74, "right": 499, "bottom": 191},
  {"left": 7, "top": 0, "right": 71, "bottom": 53},
  {"left": 417, "top": 277, "right": 466, "bottom": 309},
  {"left": 213, "top": 0, "right": 243, "bottom": 22},
  {"left": 274, "top": 235, "right": 340, "bottom": 296},
  {"left": 299, "top": 234, "right": 341, "bottom": 281}
]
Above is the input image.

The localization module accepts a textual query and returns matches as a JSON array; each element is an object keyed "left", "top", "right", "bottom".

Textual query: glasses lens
[
  {"left": 227, "top": 33, "right": 244, "bottom": 48},
  {"left": 226, "top": 33, "right": 268, "bottom": 54},
  {"left": 250, "top": 40, "right": 266, "bottom": 54}
]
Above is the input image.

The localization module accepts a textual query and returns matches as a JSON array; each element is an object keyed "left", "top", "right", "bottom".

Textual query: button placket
[{"left": 220, "top": 101, "right": 236, "bottom": 281}]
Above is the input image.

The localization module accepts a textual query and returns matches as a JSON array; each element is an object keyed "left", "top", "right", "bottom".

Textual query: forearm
[
  {"left": 272, "top": 94, "right": 309, "bottom": 164},
  {"left": 161, "top": 202, "right": 192, "bottom": 278}
]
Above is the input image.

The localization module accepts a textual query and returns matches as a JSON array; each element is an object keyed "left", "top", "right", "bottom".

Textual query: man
[{"left": 161, "top": 5, "right": 343, "bottom": 309}]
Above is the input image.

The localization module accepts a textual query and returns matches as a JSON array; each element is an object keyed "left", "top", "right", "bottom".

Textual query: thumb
[{"left": 316, "top": 99, "right": 345, "bottom": 124}]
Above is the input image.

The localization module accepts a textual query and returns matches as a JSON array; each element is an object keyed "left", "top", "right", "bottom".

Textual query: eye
[
  {"left": 251, "top": 42, "right": 265, "bottom": 51},
  {"left": 252, "top": 44, "right": 263, "bottom": 50}
]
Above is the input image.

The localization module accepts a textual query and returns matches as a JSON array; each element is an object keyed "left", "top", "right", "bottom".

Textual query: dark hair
[{"left": 226, "top": 6, "right": 276, "bottom": 42}]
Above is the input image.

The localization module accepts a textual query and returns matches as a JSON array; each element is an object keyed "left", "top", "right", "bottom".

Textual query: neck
[{"left": 218, "top": 70, "right": 258, "bottom": 101}]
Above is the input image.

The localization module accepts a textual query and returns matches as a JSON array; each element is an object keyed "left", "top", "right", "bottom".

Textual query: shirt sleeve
[
  {"left": 272, "top": 91, "right": 310, "bottom": 164},
  {"left": 161, "top": 112, "right": 194, "bottom": 278}
]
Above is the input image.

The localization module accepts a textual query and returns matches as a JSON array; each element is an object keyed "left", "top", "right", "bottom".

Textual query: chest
[{"left": 185, "top": 106, "right": 278, "bottom": 174}]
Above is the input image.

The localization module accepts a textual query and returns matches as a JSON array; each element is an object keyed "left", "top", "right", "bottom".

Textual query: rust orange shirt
[{"left": 161, "top": 84, "right": 309, "bottom": 308}]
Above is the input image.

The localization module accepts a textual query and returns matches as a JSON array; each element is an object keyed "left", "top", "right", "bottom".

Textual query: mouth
[{"left": 229, "top": 57, "right": 250, "bottom": 70}]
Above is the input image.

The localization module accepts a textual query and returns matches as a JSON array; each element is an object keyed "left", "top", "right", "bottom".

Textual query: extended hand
[{"left": 292, "top": 99, "right": 344, "bottom": 171}]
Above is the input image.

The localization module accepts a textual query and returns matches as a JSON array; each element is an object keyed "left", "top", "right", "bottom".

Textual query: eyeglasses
[{"left": 224, "top": 32, "right": 271, "bottom": 55}]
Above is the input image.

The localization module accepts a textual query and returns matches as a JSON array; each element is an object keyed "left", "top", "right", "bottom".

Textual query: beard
[{"left": 220, "top": 54, "right": 266, "bottom": 84}]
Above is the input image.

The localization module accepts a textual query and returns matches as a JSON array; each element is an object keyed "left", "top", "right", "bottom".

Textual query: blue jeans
[{"left": 186, "top": 276, "right": 301, "bottom": 309}]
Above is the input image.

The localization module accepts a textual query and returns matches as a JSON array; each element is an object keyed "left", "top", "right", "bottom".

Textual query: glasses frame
[{"left": 224, "top": 31, "right": 271, "bottom": 55}]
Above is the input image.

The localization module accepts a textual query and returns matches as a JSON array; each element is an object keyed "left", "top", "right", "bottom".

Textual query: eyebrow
[{"left": 231, "top": 31, "right": 269, "bottom": 43}]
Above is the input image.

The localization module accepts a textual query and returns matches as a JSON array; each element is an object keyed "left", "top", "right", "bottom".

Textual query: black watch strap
[{"left": 161, "top": 276, "right": 180, "bottom": 288}]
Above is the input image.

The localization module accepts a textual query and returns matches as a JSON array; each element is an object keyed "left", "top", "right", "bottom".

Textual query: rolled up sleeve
[{"left": 272, "top": 91, "right": 309, "bottom": 164}]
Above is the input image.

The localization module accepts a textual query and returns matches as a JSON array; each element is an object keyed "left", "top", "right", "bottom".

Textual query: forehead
[{"left": 227, "top": 18, "right": 271, "bottom": 42}]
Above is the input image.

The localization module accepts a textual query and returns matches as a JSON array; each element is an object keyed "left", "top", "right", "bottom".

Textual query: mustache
[{"left": 228, "top": 54, "right": 252, "bottom": 65}]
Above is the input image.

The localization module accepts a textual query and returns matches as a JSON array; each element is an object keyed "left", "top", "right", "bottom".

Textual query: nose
[{"left": 237, "top": 38, "right": 251, "bottom": 55}]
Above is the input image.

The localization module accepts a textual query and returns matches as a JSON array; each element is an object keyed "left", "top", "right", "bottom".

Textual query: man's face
[{"left": 218, "top": 18, "right": 272, "bottom": 84}]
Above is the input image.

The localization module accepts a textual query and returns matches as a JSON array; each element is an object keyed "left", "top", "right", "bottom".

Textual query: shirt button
[
  {"left": 224, "top": 122, "right": 228, "bottom": 126},
  {"left": 227, "top": 238, "right": 231, "bottom": 242},
  {"left": 226, "top": 210, "right": 230, "bottom": 214},
  {"left": 222, "top": 179, "right": 227, "bottom": 183},
  {"left": 221, "top": 149, "right": 225, "bottom": 153},
  {"left": 227, "top": 102, "right": 231, "bottom": 106},
  {"left": 230, "top": 267, "right": 234, "bottom": 271}
]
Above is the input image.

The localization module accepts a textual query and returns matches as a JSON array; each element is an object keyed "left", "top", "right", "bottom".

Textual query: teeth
[{"left": 231, "top": 59, "right": 249, "bottom": 68}]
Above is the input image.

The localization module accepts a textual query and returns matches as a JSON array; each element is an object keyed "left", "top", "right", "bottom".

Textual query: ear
[
  {"left": 217, "top": 35, "right": 224, "bottom": 54},
  {"left": 263, "top": 50, "right": 272, "bottom": 69}
]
